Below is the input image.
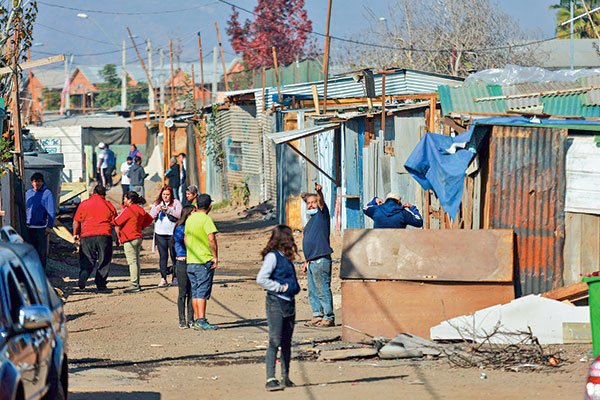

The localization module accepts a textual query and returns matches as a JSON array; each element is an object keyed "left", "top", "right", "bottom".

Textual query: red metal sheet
[{"left": 487, "top": 126, "right": 567, "bottom": 295}]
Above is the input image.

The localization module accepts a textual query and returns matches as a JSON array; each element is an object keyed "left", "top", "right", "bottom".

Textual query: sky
[{"left": 31, "top": 0, "right": 559, "bottom": 70}]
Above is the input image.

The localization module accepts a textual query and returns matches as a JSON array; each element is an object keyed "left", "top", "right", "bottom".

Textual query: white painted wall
[
  {"left": 28, "top": 125, "right": 83, "bottom": 182},
  {"left": 566, "top": 135, "right": 600, "bottom": 215}
]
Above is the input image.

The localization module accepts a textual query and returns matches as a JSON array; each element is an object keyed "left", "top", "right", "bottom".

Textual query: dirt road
[{"left": 47, "top": 207, "right": 589, "bottom": 400}]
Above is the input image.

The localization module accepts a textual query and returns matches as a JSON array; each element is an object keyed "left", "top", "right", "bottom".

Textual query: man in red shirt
[{"left": 73, "top": 185, "right": 117, "bottom": 293}]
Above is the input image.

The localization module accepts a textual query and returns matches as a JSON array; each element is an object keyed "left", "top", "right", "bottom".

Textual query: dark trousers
[
  {"left": 172, "top": 185, "right": 180, "bottom": 200},
  {"left": 121, "top": 184, "right": 130, "bottom": 202},
  {"left": 27, "top": 227, "right": 48, "bottom": 270},
  {"left": 176, "top": 260, "right": 193, "bottom": 324},
  {"left": 155, "top": 234, "right": 176, "bottom": 279},
  {"left": 79, "top": 235, "right": 113, "bottom": 288},
  {"left": 265, "top": 293, "right": 295, "bottom": 380}
]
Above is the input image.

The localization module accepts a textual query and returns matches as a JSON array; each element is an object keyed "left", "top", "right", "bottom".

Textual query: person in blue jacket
[
  {"left": 257, "top": 225, "right": 300, "bottom": 392},
  {"left": 363, "top": 192, "right": 423, "bottom": 229},
  {"left": 25, "top": 172, "right": 56, "bottom": 269},
  {"left": 172, "top": 205, "right": 196, "bottom": 328}
]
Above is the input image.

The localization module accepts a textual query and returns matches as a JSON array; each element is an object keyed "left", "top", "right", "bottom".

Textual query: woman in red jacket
[{"left": 115, "top": 191, "right": 154, "bottom": 293}]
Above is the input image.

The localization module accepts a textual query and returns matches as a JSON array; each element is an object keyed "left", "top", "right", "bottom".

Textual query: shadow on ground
[{"left": 70, "top": 392, "right": 160, "bottom": 400}]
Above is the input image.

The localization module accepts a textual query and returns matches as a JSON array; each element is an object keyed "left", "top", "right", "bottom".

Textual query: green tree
[
  {"left": 42, "top": 88, "right": 60, "bottom": 111},
  {"left": 553, "top": 1, "right": 600, "bottom": 39},
  {"left": 95, "top": 64, "right": 120, "bottom": 109}
]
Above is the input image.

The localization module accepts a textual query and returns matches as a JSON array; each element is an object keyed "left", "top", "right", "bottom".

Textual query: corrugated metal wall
[
  {"left": 260, "top": 112, "right": 277, "bottom": 203},
  {"left": 486, "top": 126, "right": 568, "bottom": 295},
  {"left": 216, "top": 104, "right": 262, "bottom": 204}
]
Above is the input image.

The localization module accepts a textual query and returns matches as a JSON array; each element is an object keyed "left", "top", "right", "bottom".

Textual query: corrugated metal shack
[
  {"left": 265, "top": 69, "right": 463, "bottom": 231},
  {"left": 438, "top": 78, "right": 600, "bottom": 296}
]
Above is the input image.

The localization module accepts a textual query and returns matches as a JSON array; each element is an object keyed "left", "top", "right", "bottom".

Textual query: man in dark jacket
[
  {"left": 127, "top": 156, "right": 146, "bottom": 198},
  {"left": 165, "top": 157, "right": 181, "bottom": 200},
  {"left": 363, "top": 192, "right": 423, "bottom": 229}
]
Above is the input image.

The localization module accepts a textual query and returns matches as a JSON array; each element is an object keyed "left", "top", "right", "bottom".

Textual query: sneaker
[
  {"left": 304, "top": 317, "right": 323, "bottom": 327},
  {"left": 265, "top": 378, "right": 284, "bottom": 392},
  {"left": 172, "top": 277, "right": 178, "bottom": 286},
  {"left": 78, "top": 279, "right": 86, "bottom": 290},
  {"left": 282, "top": 377, "right": 296, "bottom": 388},
  {"left": 124, "top": 285, "right": 141, "bottom": 294},
  {"left": 158, "top": 278, "right": 168, "bottom": 287},
  {"left": 318, "top": 319, "right": 335, "bottom": 327},
  {"left": 192, "top": 318, "right": 219, "bottom": 330},
  {"left": 179, "top": 321, "right": 189, "bottom": 329}
]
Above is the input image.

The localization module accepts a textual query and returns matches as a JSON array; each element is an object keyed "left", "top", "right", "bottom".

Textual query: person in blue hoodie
[
  {"left": 363, "top": 192, "right": 423, "bottom": 229},
  {"left": 172, "top": 205, "right": 196, "bottom": 327},
  {"left": 25, "top": 172, "right": 56, "bottom": 270},
  {"left": 256, "top": 225, "right": 301, "bottom": 392}
]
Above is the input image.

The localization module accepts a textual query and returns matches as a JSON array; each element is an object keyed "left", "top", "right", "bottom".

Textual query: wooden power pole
[
  {"left": 197, "top": 33, "right": 206, "bottom": 108},
  {"left": 215, "top": 22, "right": 229, "bottom": 91},
  {"left": 322, "top": 0, "right": 333, "bottom": 113}
]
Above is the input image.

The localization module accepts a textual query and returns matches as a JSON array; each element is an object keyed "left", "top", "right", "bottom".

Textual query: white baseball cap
[
  {"left": 385, "top": 192, "right": 401, "bottom": 202},
  {"left": 98, "top": 142, "right": 106, "bottom": 149}
]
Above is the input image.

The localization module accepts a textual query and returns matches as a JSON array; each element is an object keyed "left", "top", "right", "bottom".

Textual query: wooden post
[
  {"left": 191, "top": 64, "right": 197, "bottom": 107},
  {"left": 272, "top": 47, "right": 281, "bottom": 102},
  {"left": 11, "top": 26, "right": 23, "bottom": 180},
  {"left": 215, "top": 22, "right": 229, "bottom": 91},
  {"left": 381, "top": 70, "right": 387, "bottom": 134},
  {"left": 197, "top": 33, "right": 205, "bottom": 108},
  {"left": 126, "top": 27, "right": 156, "bottom": 110},
  {"left": 169, "top": 39, "right": 175, "bottom": 115},
  {"left": 311, "top": 84, "right": 320, "bottom": 115},
  {"left": 261, "top": 66, "right": 266, "bottom": 112},
  {"left": 322, "top": 0, "right": 333, "bottom": 113},
  {"left": 428, "top": 94, "right": 436, "bottom": 132}
]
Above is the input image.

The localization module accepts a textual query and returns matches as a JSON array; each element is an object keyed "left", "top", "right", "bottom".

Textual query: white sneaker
[
  {"left": 158, "top": 278, "right": 168, "bottom": 287},
  {"left": 172, "top": 277, "right": 179, "bottom": 286}
]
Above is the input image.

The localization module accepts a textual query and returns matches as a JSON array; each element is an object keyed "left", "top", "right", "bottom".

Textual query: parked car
[
  {"left": 586, "top": 356, "right": 600, "bottom": 400},
  {"left": 0, "top": 240, "right": 68, "bottom": 400}
]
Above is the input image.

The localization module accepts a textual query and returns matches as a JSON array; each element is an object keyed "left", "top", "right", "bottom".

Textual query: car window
[
  {"left": 11, "top": 263, "right": 38, "bottom": 306},
  {"left": 6, "top": 271, "right": 26, "bottom": 323}
]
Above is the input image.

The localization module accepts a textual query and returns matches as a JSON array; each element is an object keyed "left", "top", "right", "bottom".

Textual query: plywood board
[
  {"left": 341, "top": 280, "right": 514, "bottom": 341},
  {"left": 341, "top": 229, "right": 513, "bottom": 282}
]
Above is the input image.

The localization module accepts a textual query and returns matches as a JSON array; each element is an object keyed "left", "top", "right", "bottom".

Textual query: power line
[
  {"left": 216, "top": 0, "right": 567, "bottom": 54},
  {"left": 37, "top": 0, "right": 218, "bottom": 16},
  {"left": 36, "top": 22, "right": 116, "bottom": 47}
]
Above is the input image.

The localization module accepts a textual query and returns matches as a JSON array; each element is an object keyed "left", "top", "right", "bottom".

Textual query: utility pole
[
  {"left": 126, "top": 28, "right": 156, "bottom": 113},
  {"left": 147, "top": 39, "right": 155, "bottom": 111},
  {"left": 272, "top": 47, "right": 281, "bottom": 101},
  {"left": 191, "top": 64, "right": 197, "bottom": 107},
  {"left": 214, "top": 22, "right": 229, "bottom": 91},
  {"left": 169, "top": 39, "right": 175, "bottom": 115},
  {"left": 212, "top": 46, "right": 218, "bottom": 103},
  {"left": 121, "top": 40, "right": 127, "bottom": 111},
  {"left": 197, "top": 33, "right": 205, "bottom": 108},
  {"left": 322, "top": 0, "right": 333, "bottom": 113},
  {"left": 62, "top": 54, "right": 72, "bottom": 113},
  {"left": 159, "top": 48, "right": 165, "bottom": 107},
  {"left": 570, "top": 0, "right": 574, "bottom": 70}
]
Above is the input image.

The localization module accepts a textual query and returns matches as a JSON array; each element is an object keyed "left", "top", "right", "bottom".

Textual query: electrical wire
[
  {"left": 37, "top": 0, "right": 218, "bottom": 16},
  {"left": 216, "top": 0, "right": 569, "bottom": 54},
  {"left": 36, "top": 22, "right": 116, "bottom": 47}
]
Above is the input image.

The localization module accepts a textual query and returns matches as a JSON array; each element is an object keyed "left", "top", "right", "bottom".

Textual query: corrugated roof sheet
[
  {"left": 43, "top": 114, "right": 130, "bottom": 128},
  {"left": 266, "top": 123, "right": 339, "bottom": 144},
  {"left": 440, "top": 77, "right": 600, "bottom": 117}
]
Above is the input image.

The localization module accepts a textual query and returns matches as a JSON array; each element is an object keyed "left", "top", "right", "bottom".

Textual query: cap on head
[
  {"left": 196, "top": 193, "right": 212, "bottom": 210},
  {"left": 186, "top": 185, "right": 199, "bottom": 196},
  {"left": 98, "top": 142, "right": 106, "bottom": 149},
  {"left": 385, "top": 192, "right": 401, "bottom": 202}
]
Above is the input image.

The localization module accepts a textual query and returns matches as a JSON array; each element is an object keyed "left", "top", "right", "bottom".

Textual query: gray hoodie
[{"left": 128, "top": 163, "right": 146, "bottom": 186}]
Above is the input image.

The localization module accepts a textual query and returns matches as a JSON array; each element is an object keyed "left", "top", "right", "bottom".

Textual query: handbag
[{"left": 167, "top": 213, "right": 178, "bottom": 223}]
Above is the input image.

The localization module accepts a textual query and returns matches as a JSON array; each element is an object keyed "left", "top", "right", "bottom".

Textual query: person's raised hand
[{"left": 315, "top": 182, "right": 322, "bottom": 192}]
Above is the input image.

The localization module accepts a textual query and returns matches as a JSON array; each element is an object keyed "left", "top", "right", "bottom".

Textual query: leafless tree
[{"left": 333, "top": 0, "right": 541, "bottom": 76}]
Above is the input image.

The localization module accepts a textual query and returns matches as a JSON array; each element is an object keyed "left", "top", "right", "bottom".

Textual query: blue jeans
[
  {"left": 307, "top": 256, "right": 334, "bottom": 321},
  {"left": 187, "top": 261, "right": 215, "bottom": 299}
]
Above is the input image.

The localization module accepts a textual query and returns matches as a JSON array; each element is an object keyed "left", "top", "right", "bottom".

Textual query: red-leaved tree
[{"left": 226, "top": 0, "right": 313, "bottom": 70}]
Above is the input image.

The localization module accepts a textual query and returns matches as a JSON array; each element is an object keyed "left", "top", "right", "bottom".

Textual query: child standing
[
  {"left": 256, "top": 225, "right": 301, "bottom": 391},
  {"left": 173, "top": 205, "right": 196, "bottom": 329}
]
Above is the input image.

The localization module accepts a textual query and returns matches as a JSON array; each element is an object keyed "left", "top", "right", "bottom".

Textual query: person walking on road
[
  {"left": 165, "top": 157, "right": 181, "bottom": 200},
  {"left": 120, "top": 156, "right": 133, "bottom": 203},
  {"left": 257, "top": 225, "right": 301, "bottom": 392},
  {"left": 149, "top": 186, "right": 182, "bottom": 287},
  {"left": 128, "top": 156, "right": 146, "bottom": 198},
  {"left": 177, "top": 153, "right": 187, "bottom": 200},
  {"left": 362, "top": 192, "right": 423, "bottom": 229},
  {"left": 172, "top": 205, "right": 196, "bottom": 329},
  {"left": 128, "top": 144, "right": 142, "bottom": 161},
  {"left": 97, "top": 143, "right": 116, "bottom": 189},
  {"left": 184, "top": 194, "right": 219, "bottom": 330},
  {"left": 115, "top": 191, "right": 154, "bottom": 293},
  {"left": 25, "top": 172, "right": 56, "bottom": 270},
  {"left": 301, "top": 182, "right": 335, "bottom": 327},
  {"left": 72, "top": 184, "right": 117, "bottom": 292}
]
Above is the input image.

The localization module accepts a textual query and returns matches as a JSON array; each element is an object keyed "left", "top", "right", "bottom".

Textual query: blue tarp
[{"left": 404, "top": 116, "right": 600, "bottom": 220}]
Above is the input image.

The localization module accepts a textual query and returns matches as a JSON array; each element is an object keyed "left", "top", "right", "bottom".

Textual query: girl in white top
[{"left": 149, "top": 185, "right": 182, "bottom": 287}]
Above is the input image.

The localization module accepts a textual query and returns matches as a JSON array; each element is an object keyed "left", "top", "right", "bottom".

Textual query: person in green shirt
[{"left": 185, "top": 193, "right": 219, "bottom": 330}]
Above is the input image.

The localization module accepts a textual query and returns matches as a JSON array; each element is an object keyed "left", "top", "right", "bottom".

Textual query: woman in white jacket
[{"left": 150, "top": 185, "right": 182, "bottom": 287}]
